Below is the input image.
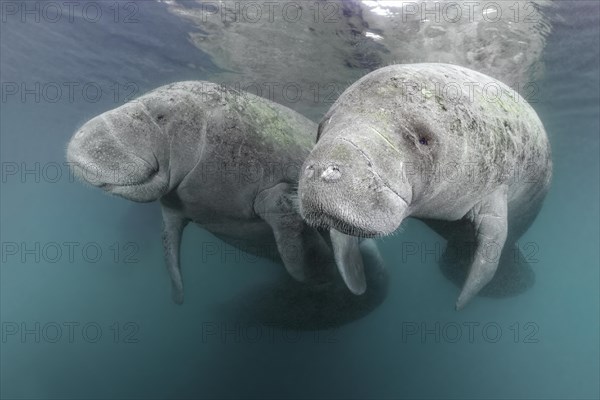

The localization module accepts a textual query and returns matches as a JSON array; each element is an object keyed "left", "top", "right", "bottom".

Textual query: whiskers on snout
[{"left": 301, "top": 206, "right": 384, "bottom": 238}]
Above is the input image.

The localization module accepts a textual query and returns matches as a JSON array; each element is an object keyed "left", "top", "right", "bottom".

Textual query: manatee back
[
  {"left": 141, "top": 81, "right": 318, "bottom": 188},
  {"left": 153, "top": 81, "right": 316, "bottom": 157}
]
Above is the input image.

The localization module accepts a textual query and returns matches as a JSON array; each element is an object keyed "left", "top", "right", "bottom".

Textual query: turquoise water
[{"left": 1, "top": 1, "right": 598, "bottom": 399}]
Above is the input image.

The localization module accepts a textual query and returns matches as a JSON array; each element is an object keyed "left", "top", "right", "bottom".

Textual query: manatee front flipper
[
  {"left": 161, "top": 205, "right": 189, "bottom": 304},
  {"left": 424, "top": 218, "right": 534, "bottom": 299},
  {"left": 254, "top": 183, "right": 335, "bottom": 283},
  {"left": 440, "top": 242, "right": 535, "bottom": 298},
  {"left": 456, "top": 186, "right": 508, "bottom": 310},
  {"left": 330, "top": 229, "right": 366, "bottom": 295}
]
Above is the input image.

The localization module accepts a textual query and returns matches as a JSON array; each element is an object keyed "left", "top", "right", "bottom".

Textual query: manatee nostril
[
  {"left": 304, "top": 165, "right": 315, "bottom": 179},
  {"left": 321, "top": 165, "right": 341, "bottom": 182}
]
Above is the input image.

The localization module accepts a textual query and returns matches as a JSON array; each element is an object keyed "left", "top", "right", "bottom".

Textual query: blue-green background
[{"left": 1, "top": 1, "right": 598, "bottom": 399}]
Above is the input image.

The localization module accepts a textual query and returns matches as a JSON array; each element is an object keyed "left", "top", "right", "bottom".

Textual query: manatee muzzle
[
  {"left": 299, "top": 137, "right": 408, "bottom": 238},
  {"left": 66, "top": 116, "right": 168, "bottom": 201}
]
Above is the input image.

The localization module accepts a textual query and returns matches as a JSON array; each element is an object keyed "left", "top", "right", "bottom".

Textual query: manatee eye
[
  {"left": 157, "top": 115, "right": 165, "bottom": 121},
  {"left": 419, "top": 137, "right": 428, "bottom": 145}
]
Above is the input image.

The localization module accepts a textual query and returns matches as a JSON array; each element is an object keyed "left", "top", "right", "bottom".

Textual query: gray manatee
[
  {"left": 298, "top": 63, "right": 552, "bottom": 310},
  {"left": 67, "top": 81, "right": 384, "bottom": 305}
]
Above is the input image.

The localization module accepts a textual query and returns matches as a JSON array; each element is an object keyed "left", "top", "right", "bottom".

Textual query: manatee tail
[{"left": 440, "top": 241, "right": 535, "bottom": 298}]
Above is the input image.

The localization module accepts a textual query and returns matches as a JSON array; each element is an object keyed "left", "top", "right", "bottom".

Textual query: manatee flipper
[
  {"left": 359, "top": 239, "right": 386, "bottom": 287},
  {"left": 424, "top": 216, "right": 535, "bottom": 299},
  {"left": 440, "top": 241, "right": 535, "bottom": 298},
  {"left": 456, "top": 185, "right": 508, "bottom": 310},
  {"left": 330, "top": 229, "right": 366, "bottom": 295},
  {"left": 254, "top": 183, "right": 335, "bottom": 283},
  {"left": 161, "top": 205, "right": 189, "bottom": 305}
]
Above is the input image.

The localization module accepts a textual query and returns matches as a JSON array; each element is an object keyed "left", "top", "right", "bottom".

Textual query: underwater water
[{"left": 0, "top": 0, "right": 598, "bottom": 399}]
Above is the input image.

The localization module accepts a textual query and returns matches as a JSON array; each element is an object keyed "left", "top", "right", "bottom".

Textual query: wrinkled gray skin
[
  {"left": 67, "top": 81, "right": 382, "bottom": 304},
  {"left": 299, "top": 63, "right": 552, "bottom": 310}
]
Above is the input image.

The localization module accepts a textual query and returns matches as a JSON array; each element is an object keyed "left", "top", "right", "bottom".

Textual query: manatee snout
[
  {"left": 299, "top": 137, "right": 408, "bottom": 237},
  {"left": 66, "top": 109, "right": 169, "bottom": 202}
]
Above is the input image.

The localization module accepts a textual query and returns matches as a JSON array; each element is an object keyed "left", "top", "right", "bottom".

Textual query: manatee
[
  {"left": 66, "top": 81, "right": 386, "bottom": 306},
  {"left": 298, "top": 63, "right": 552, "bottom": 310}
]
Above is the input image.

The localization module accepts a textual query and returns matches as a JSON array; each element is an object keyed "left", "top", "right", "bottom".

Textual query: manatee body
[
  {"left": 298, "top": 63, "right": 552, "bottom": 309},
  {"left": 67, "top": 82, "right": 382, "bottom": 305}
]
